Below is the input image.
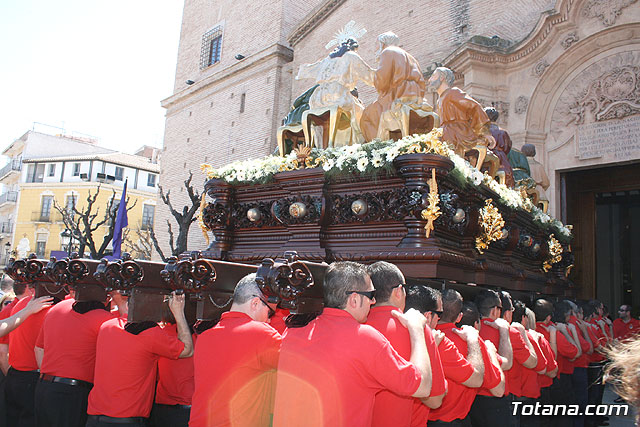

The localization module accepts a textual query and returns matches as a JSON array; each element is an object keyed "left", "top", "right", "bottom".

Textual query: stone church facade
[{"left": 158, "top": 0, "right": 640, "bottom": 305}]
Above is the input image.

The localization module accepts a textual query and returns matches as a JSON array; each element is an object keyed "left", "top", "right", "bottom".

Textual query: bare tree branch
[{"left": 154, "top": 171, "right": 201, "bottom": 258}]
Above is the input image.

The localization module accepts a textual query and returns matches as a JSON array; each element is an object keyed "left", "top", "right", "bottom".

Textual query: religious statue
[
  {"left": 360, "top": 32, "right": 436, "bottom": 141},
  {"left": 484, "top": 107, "right": 515, "bottom": 187},
  {"left": 295, "top": 21, "right": 374, "bottom": 148},
  {"left": 428, "top": 67, "right": 496, "bottom": 170},
  {"left": 16, "top": 235, "right": 30, "bottom": 259},
  {"left": 277, "top": 85, "right": 318, "bottom": 156},
  {"left": 522, "top": 144, "right": 550, "bottom": 212}
]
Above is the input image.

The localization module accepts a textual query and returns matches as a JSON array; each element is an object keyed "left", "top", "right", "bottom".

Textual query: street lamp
[{"left": 60, "top": 229, "right": 72, "bottom": 257}]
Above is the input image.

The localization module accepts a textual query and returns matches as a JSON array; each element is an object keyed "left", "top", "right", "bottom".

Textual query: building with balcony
[{"left": 1, "top": 130, "right": 160, "bottom": 264}]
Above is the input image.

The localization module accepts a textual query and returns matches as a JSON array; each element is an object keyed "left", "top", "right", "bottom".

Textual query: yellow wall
[{"left": 12, "top": 182, "right": 156, "bottom": 259}]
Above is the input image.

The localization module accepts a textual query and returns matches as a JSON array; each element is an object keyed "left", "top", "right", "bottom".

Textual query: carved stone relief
[
  {"left": 561, "top": 32, "right": 580, "bottom": 50},
  {"left": 514, "top": 96, "right": 529, "bottom": 115},
  {"left": 475, "top": 98, "right": 510, "bottom": 124},
  {"left": 550, "top": 51, "right": 640, "bottom": 160},
  {"left": 533, "top": 59, "right": 550, "bottom": 77},
  {"left": 582, "top": 0, "right": 637, "bottom": 27}
]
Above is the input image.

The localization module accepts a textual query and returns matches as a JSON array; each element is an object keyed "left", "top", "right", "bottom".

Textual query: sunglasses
[
  {"left": 346, "top": 290, "right": 376, "bottom": 300},
  {"left": 254, "top": 295, "right": 276, "bottom": 318},
  {"left": 429, "top": 310, "right": 443, "bottom": 317}
]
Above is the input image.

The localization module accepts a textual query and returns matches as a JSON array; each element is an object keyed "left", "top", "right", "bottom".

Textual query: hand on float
[{"left": 168, "top": 291, "right": 186, "bottom": 315}]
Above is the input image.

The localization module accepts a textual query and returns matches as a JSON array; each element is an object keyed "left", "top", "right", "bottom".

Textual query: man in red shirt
[
  {"left": 189, "top": 273, "right": 280, "bottom": 427},
  {"left": 540, "top": 299, "right": 581, "bottom": 427},
  {"left": 512, "top": 301, "right": 553, "bottom": 427},
  {"left": 470, "top": 289, "right": 536, "bottom": 427},
  {"left": 86, "top": 292, "right": 193, "bottom": 427},
  {"left": 0, "top": 281, "right": 29, "bottom": 376},
  {"left": 420, "top": 288, "right": 505, "bottom": 426},
  {"left": 4, "top": 285, "right": 57, "bottom": 427},
  {"left": 33, "top": 291, "right": 126, "bottom": 427},
  {"left": 613, "top": 305, "right": 640, "bottom": 341},
  {"left": 364, "top": 262, "right": 447, "bottom": 427},
  {"left": 582, "top": 301, "right": 609, "bottom": 427},
  {"left": 151, "top": 320, "right": 197, "bottom": 427},
  {"left": 273, "top": 261, "right": 434, "bottom": 427}
]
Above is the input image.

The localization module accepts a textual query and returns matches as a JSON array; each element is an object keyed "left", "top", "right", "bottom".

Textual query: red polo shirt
[
  {"left": 274, "top": 308, "right": 423, "bottom": 427},
  {"left": 518, "top": 331, "right": 547, "bottom": 398},
  {"left": 613, "top": 317, "right": 640, "bottom": 341},
  {"left": 536, "top": 322, "right": 577, "bottom": 375},
  {"left": 478, "top": 318, "right": 530, "bottom": 396},
  {"left": 155, "top": 324, "right": 197, "bottom": 406},
  {"left": 366, "top": 306, "right": 446, "bottom": 427},
  {"left": 190, "top": 311, "right": 281, "bottom": 427},
  {"left": 536, "top": 333, "right": 557, "bottom": 389},
  {"left": 87, "top": 318, "right": 184, "bottom": 418},
  {"left": 429, "top": 323, "right": 499, "bottom": 422},
  {"left": 9, "top": 296, "right": 51, "bottom": 371},
  {"left": 36, "top": 299, "right": 114, "bottom": 383},
  {"left": 0, "top": 299, "right": 19, "bottom": 345}
]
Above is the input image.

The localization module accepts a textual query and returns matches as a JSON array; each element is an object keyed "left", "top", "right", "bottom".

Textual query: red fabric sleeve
[
  {"left": 35, "top": 327, "right": 44, "bottom": 349},
  {"left": 148, "top": 327, "right": 185, "bottom": 360},
  {"left": 372, "top": 340, "right": 422, "bottom": 398},
  {"left": 479, "top": 338, "right": 501, "bottom": 390},
  {"left": 528, "top": 332, "right": 547, "bottom": 372},
  {"left": 426, "top": 327, "right": 447, "bottom": 397},
  {"left": 438, "top": 336, "right": 474, "bottom": 384},
  {"left": 557, "top": 332, "right": 578, "bottom": 358},
  {"left": 509, "top": 328, "right": 531, "bottom": 364}
]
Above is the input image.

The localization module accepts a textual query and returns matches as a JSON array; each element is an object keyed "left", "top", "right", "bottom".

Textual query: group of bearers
[{"left": 0, "top": 260, "right": 632, "bottom": 427}]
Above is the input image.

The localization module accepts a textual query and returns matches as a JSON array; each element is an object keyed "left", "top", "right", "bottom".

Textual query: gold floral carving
[
  {"left": 543, "top": 234, "right": 563, "bottom": 272},
  {"left": 475, "top": 199, "right": 505, "bottom": 254},
  {"left": 420, "top": 169, "right": 441, "bottom": 238},
  {"left": 198, "top": 194, "right": 210, "bottom": 246}
]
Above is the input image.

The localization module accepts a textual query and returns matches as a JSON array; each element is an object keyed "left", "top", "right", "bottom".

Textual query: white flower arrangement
[{"left": 200, "top": 129, "right": 572, "bottom": 240}]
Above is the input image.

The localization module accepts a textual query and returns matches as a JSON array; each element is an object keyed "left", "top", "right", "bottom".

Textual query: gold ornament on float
[
  {"left": 475, "top": 199, "right": 505, "bottom": 254},
  {"left": 420, "top": 169, "right": 441, "bottom": 238},
  {"left": 542, "top": 234, "right": 563, "bottom": 272}
]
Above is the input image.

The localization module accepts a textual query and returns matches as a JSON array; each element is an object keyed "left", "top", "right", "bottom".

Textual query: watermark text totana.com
[{"left": 512, "top": 401, "right": 629, "bottom": 417}]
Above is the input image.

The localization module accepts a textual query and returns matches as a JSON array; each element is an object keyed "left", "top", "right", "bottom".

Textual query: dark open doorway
[{"left": 562, "top": 162, "right": 640, "bottom": 314}]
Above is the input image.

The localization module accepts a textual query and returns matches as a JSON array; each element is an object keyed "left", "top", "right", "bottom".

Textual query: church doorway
[{"left": 562, "top": 162, "right": 640, "bottom": 315}]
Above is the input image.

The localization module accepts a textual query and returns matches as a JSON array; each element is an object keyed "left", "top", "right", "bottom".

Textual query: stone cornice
[
  {"left": 161, "top": 42, "right": 293, "bottom": 110},
  {"left": 287, "top": 0, "right": 346, "bottom": 47},
  {"left": 445, "top": 0, "right": 576, "bottom": 68}
]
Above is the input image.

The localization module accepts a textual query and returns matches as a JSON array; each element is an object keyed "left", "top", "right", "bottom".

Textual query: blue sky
[{"left": 0, "top": 0, "right": 184, "bottom": 156}]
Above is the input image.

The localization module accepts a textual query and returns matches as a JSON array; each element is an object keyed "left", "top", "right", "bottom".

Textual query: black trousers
[
  {"left": 148, "top": 404, "right": 190, "bottom": 427},
  {"left": 86, "top": 415, "right": 147, "bottom": 427},
  {"left": 34, "top": 379, "right": 91, "bottom": 427},
  {"left": 469, "top": 394, "right": 518, "bottom": 427},
  {"left": 5, "top": 367, "right": 39, "bottom": 427},
  {"left": 0, "top": 371, "right": 7, "bottom": 427},
  {"left": 429, "top": 416, "right": 472, "bottom": 427},
  {"left": 571, "top": 367, "right": 588, "bottom": 427},
  {"left": 548, "top": 373, "right": 575, "bottom": 427}
]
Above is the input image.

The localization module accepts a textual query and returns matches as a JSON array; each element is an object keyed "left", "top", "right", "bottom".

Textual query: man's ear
[{"left": 455, "top": 312, "right": 463, "bottom": 323}]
